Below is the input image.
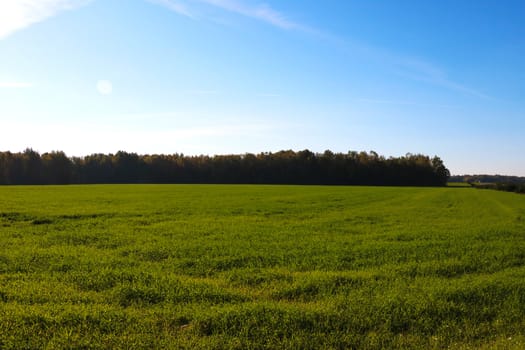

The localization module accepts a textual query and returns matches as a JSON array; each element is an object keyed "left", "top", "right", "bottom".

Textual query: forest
[{"left": 0, "top": 148, "right": 450, "bottom": 186}]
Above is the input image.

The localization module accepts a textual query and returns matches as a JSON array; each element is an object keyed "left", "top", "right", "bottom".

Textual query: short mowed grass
[{"left": 1, "top": 185, "right": 525, "bottom": 349}]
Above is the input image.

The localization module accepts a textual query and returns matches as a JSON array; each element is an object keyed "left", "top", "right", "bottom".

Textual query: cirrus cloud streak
[{"left": 0, "top": 0, "right": 91, "bottom": 40}]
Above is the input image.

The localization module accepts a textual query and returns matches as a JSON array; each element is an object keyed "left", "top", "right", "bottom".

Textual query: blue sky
[{"left": 1, "top": 0, "right": 524, "bottom": 175}]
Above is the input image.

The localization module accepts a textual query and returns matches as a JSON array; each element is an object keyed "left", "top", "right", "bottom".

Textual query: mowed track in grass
[{"left": 1, "top": 185, "right": 525, "bottom": 349}]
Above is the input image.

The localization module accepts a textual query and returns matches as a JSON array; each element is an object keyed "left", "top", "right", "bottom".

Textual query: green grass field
[{"left": 1, "top": 185, "right": 525, "bottom": 349}]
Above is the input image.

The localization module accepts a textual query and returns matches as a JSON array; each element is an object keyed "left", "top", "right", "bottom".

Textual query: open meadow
[{"left": 1, "top": 185, "right": 525, "bottom": 349}]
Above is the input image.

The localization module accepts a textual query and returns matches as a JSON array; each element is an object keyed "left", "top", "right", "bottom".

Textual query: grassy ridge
[{"left": 1, "top": 185, "right": 525, "bottom": 349}]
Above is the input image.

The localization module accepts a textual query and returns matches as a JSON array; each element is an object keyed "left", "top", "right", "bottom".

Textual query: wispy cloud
[
  {"left": 331, "top": 39, "right": 492, "bottom": 99},
  {"left": 147, "top": 0, "right": 194, "bottom": 18},
  {"left": 0, "top": 0, "right": 90, "bottom": 40},
  {"left": 393, "top": 57, "right": 493, "bottom": 100},
  {"left": 0, "top": 81, "right": 34, "bottom": 88},
  {"left": 430, "top": 78, "right": 492, "bottom": 100},
  {"left": 150, "top": 1, "right": 489, "bottom": 99},
  {"left": 150, "top": 0, "right": 303, "bottom": 30},
  {"left": 357, "top": 98, "right": 460, "bottom": 109},
  {"left": 199, "top": 0, "right": 298, "bottom": 30}
]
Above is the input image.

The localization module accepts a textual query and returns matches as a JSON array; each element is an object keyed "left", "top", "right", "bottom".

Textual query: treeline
[
  {"left": 450, "top": 174, "right": 525, "bottom": 195},
  {"left": 0, "top": 149, "right": 450, "bottom": 186},
  {"left": 450, "top": 174, "right": 525, "bottom": 184},
  {"left": 469, "top": 182, "right": 525, "bottom": 194}
]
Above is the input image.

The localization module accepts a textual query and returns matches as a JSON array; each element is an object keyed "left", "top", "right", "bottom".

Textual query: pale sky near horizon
[{"left": 1, "top": 0, "right": 524, "bottom": 175}]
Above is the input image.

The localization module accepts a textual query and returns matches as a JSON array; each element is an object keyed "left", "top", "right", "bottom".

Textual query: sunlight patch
[{"left": 96, "top": 80, "right": 113, "bottom": 95}]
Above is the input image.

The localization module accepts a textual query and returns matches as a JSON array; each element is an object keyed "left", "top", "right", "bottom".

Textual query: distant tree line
[
  {"left": 0, "top": 149, "right": 450, "bottom": 186},
  {"left": 450, "top": 175, "right": 525, "bottom": 194},
  {"left": 468, "top": 182, "right": 525, "bottom": 194},
  {"left": 450, "top": 174, "right": 525, "bottom": 184}
]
